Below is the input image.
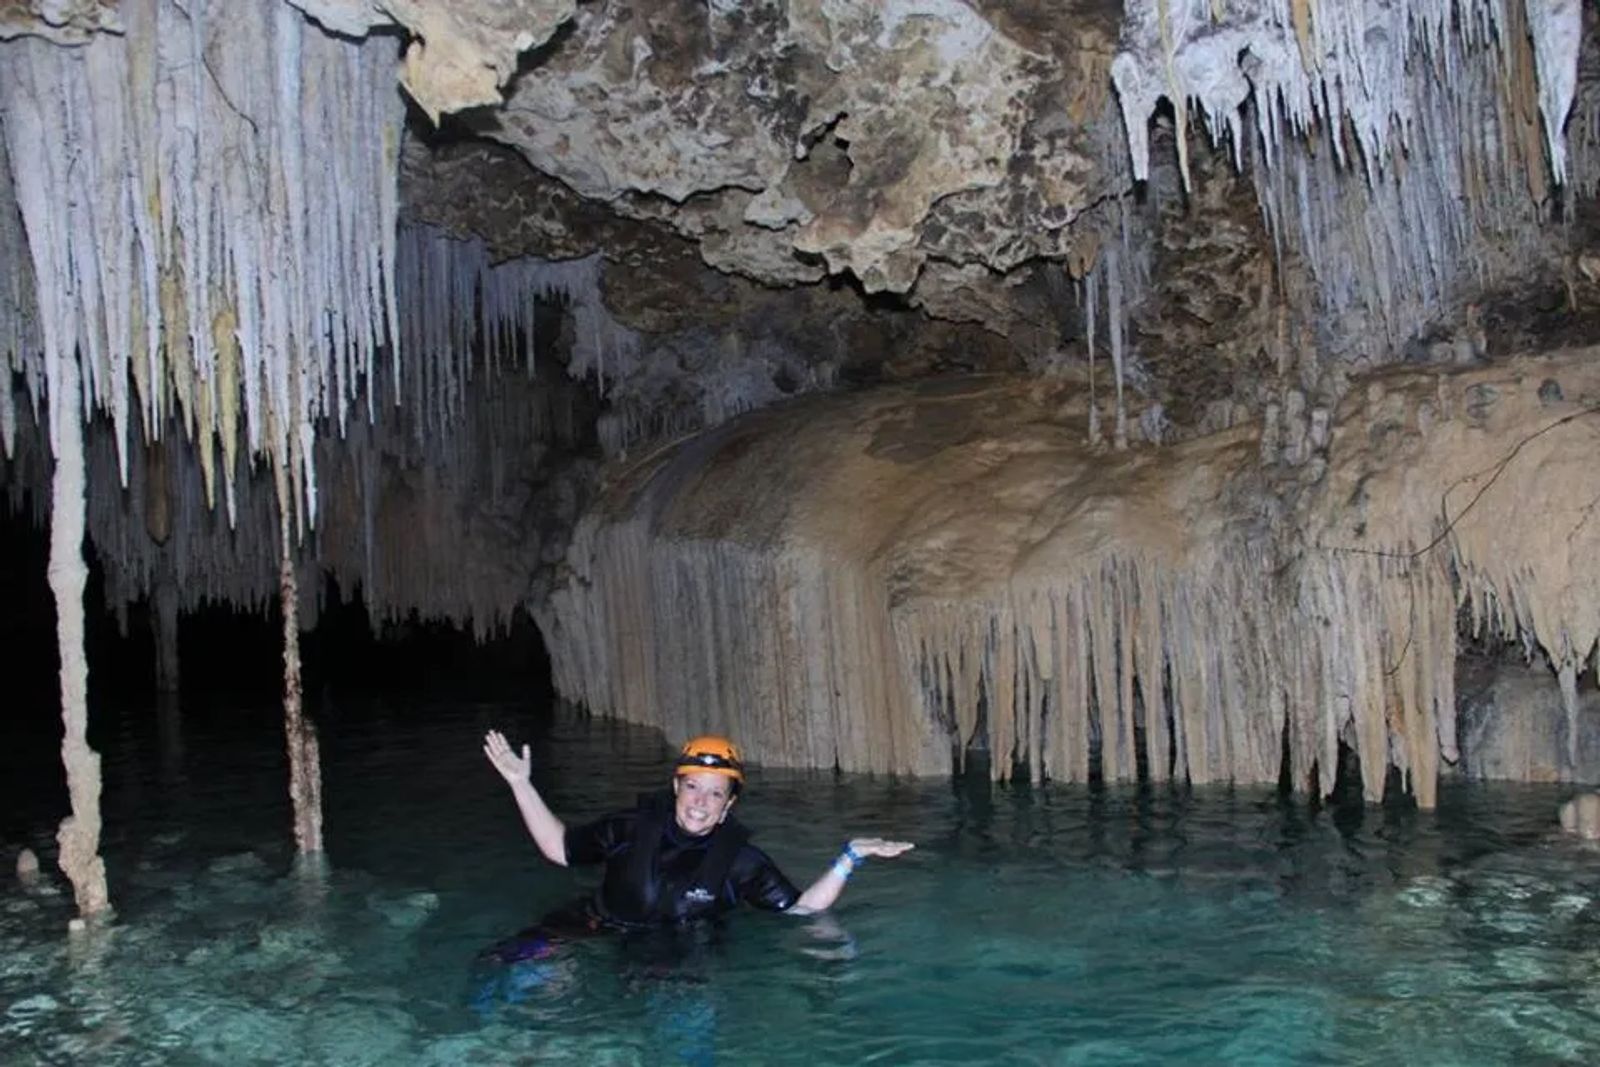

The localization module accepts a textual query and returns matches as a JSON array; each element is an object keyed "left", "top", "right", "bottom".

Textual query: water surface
[{"left": 3, "top": 697, "right": 1599, "bottom": 1065}]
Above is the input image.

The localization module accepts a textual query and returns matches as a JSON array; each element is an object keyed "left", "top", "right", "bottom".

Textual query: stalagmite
[{"left": 47, "top": 355, "right": 109, "bottom": 917}]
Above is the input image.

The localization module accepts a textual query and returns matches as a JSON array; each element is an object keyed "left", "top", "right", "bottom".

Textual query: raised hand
[
  {"left": 847, "top": 837, "right": 915, "bottom": 859},
  {"left": 483, "top": 729, "right": 531, "bottom": 786}
]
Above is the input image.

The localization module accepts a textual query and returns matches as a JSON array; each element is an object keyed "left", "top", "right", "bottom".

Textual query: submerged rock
[
  {"left": 1559, "top": 793, "right": 1600, "bottom": 840},
  {"left": 16, "top": 848, "right": 39, "bottom": 886},
  {"left": 368, "top": 889, "right": 442, "bottom": 929}
]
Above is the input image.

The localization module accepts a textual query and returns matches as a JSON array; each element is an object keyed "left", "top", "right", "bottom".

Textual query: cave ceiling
[
  {"left": 0, "top": 0, "right": 120, "bottom": 44},
  {"left": 453, "top": 1, "right": 1122, "bottom": 294},
  {"left": 7, "top": 0, "right": 1596, "bottom": 437},
  {"left": 375, "top": 0, "right": 1145, "bottom": 387},
  {"left": 393, "top": 0, "right": 1239, "bottom": 417},
  {"left": 391, "top": 0, "right": 1597, "bottom": 436}
]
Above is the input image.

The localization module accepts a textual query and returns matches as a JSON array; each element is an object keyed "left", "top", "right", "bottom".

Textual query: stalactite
[
  {"left": 1105, "top": 245, "right": 1128, "bottom": 450},
  {"left": 152, "top": 577, "right": 180, "bottom": 693},
  {"left": 47, "top": 355, "right": 109, "bottom": 919},
  {"left": 1566, "top": 19, "right": 1600, "bottom": 199},
  {"left": 4, "top": 317, "right": 571, "bottom": 648},
  {"left": 1116, "top": 1, "right": 1580, "bottom": 188},
  {"left": 1112, "top": 0, "right": 1584, "bottom": 357},
  {"left": 1082, "top": 270, "right": 1101, "bottom": 445},
  {"left": 542, "top": 351, "right": 1600, "bottom": 806},
  {"left": 0, "top": 120, "right": 39, "bottom": 461},
  {"left": 0, "top": 0, "right": 404, "bottom": 524},
  {"left": 277, "top": 467, "right": 322, "bottom": 856},
  {"left": 395, "top": 224, "right": 638, "bottom": 444},
  {"left": 1070, "top": 194, "right": 1153, "bottom": 447}
]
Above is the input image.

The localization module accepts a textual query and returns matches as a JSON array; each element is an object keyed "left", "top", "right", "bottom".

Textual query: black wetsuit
[
  {"left": 562, "top": 793, "right": 800, "bottom": 930},
  {"left": 484, "top": 794, "right": 799, "bottom": 964}
]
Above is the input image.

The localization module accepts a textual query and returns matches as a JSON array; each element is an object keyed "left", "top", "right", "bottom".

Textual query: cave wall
[
  {"left": 540, "top": 349, "right": 1600, "bottom": 804},
  {"left": 6, "top": 0, "right": 1600, "bottom": 803}
]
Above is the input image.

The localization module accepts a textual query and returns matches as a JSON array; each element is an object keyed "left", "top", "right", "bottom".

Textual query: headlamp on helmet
[{"left": 674, "top": 735, "right": 744, "bottom": 785}]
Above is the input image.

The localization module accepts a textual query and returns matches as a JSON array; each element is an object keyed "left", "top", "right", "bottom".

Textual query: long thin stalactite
[{"left": 47, "top": 355, "right": 109, "bottom": 919}]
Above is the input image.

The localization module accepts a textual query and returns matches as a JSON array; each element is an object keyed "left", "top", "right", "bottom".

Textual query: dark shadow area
[{"left": 0, "top": 506, "right": 554, "bottom": 845}]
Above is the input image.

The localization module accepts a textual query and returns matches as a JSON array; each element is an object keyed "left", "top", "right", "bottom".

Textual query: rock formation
[
  {"left": 541, "top": 351, "right": 1600, "bottom": 806},
  {"left": 1559, "top": 792, "right": 1600, "bottom": 839}
]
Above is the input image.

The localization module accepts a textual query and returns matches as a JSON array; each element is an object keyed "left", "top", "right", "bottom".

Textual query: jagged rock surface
[
  {"left": 288, "top": 0, "right": 576, "bottom": 119},
  {"left": 466, "top": 0, "right": 1119, "bottom": 298},
  {"left": 0, "top": 0, "right": 118, "bottom": 43},
  {"left": 1457, "top": 657, "right": 1600, "bottom": 785}
]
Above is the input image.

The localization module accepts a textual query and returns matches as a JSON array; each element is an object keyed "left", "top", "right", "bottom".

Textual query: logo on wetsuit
[{"left": 682, "top": 886, "right": 715, "bottom": 906}]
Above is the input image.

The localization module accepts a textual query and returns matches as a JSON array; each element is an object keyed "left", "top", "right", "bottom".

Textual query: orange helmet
[{"left": 674, "top": 735, "right": 745, "bottom": 784}]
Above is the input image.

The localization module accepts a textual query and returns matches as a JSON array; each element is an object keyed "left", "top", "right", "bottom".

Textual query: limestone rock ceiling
[
  {"left": 288, "top": 0, "right": 575, "bottom": 121},
  {"left": 393, "top": 0, "right": 1600, "bottom": 438},
  {"left": 0, "top": 1, "right": 119, "bottom": 44},
  {"left": 15, "top": 0, "right": 1584, "bottom": 416},
  {"left": 459, "top": 0, "right": 1121, "bottom": 297}
]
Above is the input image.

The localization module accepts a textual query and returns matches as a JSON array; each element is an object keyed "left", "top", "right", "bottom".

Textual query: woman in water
[{"left": 483, "top": 729, "right": 913, "bottom": 938}]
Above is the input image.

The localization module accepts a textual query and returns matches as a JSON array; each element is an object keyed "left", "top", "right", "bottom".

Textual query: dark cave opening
[
  {"left": 0, "top": 506, "right": 553, "bottom": 708},
  {"left": 0, "top": 504, "right": 554, "bottom": 843}
]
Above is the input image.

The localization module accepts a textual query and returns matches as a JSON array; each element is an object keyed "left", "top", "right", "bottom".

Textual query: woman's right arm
[{"left": 483, "top": 729, "right": 568, "bottom": 867}]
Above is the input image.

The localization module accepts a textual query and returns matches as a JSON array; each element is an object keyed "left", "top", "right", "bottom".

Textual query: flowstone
[{"left": 544, "top": 348, "right": 1600, "bottom": 806}]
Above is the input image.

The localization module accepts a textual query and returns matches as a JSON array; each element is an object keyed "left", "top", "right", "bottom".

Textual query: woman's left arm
[{"left": 791, "top": 837, "right": 914, "bottom": 914}]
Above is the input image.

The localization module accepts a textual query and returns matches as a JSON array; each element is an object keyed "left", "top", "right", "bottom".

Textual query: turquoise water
[{"left": 4, "top": 697, "right": 1600, "bottom": 1065}]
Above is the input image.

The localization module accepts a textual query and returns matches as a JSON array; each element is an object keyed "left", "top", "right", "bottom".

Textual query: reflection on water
[{"left": 3, "top": 697, "right": 1600, "bottom": 1065}]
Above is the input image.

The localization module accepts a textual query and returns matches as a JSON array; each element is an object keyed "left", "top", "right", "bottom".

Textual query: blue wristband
[{"left": 843, "top": 843, "right": 864, "bottom": 865}]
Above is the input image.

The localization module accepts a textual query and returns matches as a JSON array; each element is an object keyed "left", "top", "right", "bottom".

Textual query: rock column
[
  {"left": 278, "top": 492, "right": 324, "bottom": 855},
  {"left": 49, "top": 357, "right": 110, "bottom": 917}
]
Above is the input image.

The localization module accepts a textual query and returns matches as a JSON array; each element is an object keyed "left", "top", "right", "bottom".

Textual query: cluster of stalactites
[
  {"left": 1113, "top": 0, "right": 1580, "bottom": 190},
  {"left": 890, "top": 547, "right": 1460, "bottom": 806},
  {"left": 540, "top": 357, "right": 1600, "bottom": 806},
  {"left": 0, "top": 126, "right": 39, "bottom": 460},
  {"left": 538, "top": 516, "right": 952, "bottom": 779},
  {"left": 542, "top": 517, "right": 1423, "bottom": 799},
  {"left": 1, "top": 358, "right": 568, "bottom": 640},
  {"left": 395, "top": 223, "right": 638, "bottom": 445},
  {"left": 1565, "top": 30, "right": 1600, "bottom": 198},
  {"left": 0, "top": 0, "right": 403, "bottom": 531},
  {"left": 1072, "top": 197, "right": 1151, "bottom": 450},
  {"left": 1111, "top": 0, "right": 1584, "bottom": 351}
]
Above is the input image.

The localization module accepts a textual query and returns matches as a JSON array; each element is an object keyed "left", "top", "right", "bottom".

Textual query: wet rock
[
  {"left": 368, "top": 889, "right": 441, "bottom": 929},
  {"left": 1465, "top": 382, "right": 1500, "bottom": 422},
  {"left": 1456, "top": 658, "right": 1600, "bottom": 783},
  {"left": 1559, "top": 793, "right": 1600, "bottom": 839},
  {"left": 15, "top": 847, "right": 38, "bottom": 885}
]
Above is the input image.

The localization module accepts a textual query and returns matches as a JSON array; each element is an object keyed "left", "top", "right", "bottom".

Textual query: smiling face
[{"left": 672, "top": 771, "right": 737, "bottom": 836}]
